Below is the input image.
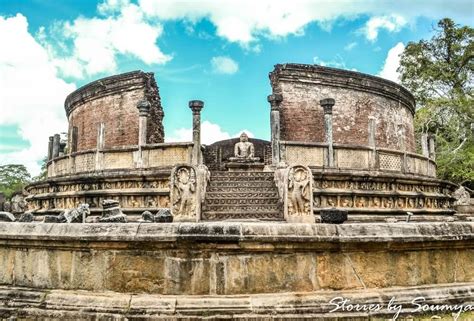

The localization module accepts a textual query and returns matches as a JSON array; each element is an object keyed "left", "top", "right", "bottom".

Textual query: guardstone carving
[
  {"left": 285, "top": 165, "right": 314, "bottom": 223},
  {"left": 170, "top": 165, "right": 200, "bottom": 222}
]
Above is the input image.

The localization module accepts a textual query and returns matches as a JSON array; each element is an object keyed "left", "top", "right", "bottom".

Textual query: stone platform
[{"left": 0, "top": 222, "right": 472, "bottom": 319}]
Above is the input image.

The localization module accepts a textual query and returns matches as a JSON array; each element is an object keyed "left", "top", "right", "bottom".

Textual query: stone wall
[
  {"left": 65, "top": 71, "right": 165, "bottom": 152},
  {"left": 270, "top": 64, "right": 416, "bottom": 152},
  {"left": 0, "top": 222, "right": 471, "bottom": 295}
]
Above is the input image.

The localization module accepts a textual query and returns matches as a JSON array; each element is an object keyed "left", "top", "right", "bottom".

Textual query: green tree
[
  {"left": 398, "top": 18, "right": 473, "bottom": 185},
  {"left": 0, "top": 164, "right": 32, "bottom": 199},
  {"left": 32, "top": 157, "right": 48, "bottom": 182}
]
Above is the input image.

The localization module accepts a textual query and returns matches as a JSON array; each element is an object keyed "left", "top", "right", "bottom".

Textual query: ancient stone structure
[
  {"left": 1, "top": 64, "right": 470, "bottom": 319},
  {"left": 285, "top": 165, "right": 314, "bottom": 223}
]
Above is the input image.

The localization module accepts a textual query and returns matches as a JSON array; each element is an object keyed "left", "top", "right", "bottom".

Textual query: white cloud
[
  {"left": 211, "top": 56, "right": 239, "bottom": 75},
  {"left": 0, "top": 14, "right": 76, "bottom": 175},
  {"left": 137, "top": 0, "right": 472, "bottom": 45},
  {"left": 344, "top": 42, "right": 357, "bottom": 51},
  {"left": 378, "top": 42, "right": 405, "bottom": 83},
  {"left": 43, "top": 2, "right": 171, "bottom": 78},
  {"left": 313, "top": 55, "right": 357, "bottom": 71},
  {"left": 361, "top": 15, "right": 407, "bottom": 42},
  {"left": 166, "top": 121, "right": 254, "bottom": 145}
]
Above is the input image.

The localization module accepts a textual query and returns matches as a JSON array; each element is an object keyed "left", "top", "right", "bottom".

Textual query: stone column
[
  {"left": 428, "top": 134, "right": 436, "bottom": 160},
  {"left": 189, "top": 100, "right": 204, "bottom": 165},
  {"left": 421, "top": 134, "right": 429, "bottom": 157},
  {"left": 48, "top": 136, "right": 54, "bottom": 161},
  {"left": 320, "top": 98, "right": 335, "bottom": 167},
  {"left": 95, "top": 123, "right": 105, "bottom": 170},
  {"left": 368, "top": 117, "right": 376, "bottom": 168},
  {"left": 52, "top": 134, "right": 60, "bottom": 158},
  {"left": 397, "top": 124, "right": 406, "bottom": 152},
  {"left": 137, "top": 100, "right": 151, "bottom": 146},
  {"left": 268, "top": 94, "right": 283, "bottom": 166}
]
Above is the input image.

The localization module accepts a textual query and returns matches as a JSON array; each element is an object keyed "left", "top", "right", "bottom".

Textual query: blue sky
[{"left": 0, "top": 0, "right": 473, "bottom": 175}]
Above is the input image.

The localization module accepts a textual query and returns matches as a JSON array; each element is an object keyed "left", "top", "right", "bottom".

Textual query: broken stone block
[
  {"left": 43, "top": 215, "right": 66, "bottom": 223},
  {"left": 155, "top": 208, "right": 173, "bottom": 222},
  {"left": 11, "top": 193, "right": 27, "bottom": 214},
  {"left": 320, "top": 209, "right": 348, "bottom": 224},
  {"left": 139, "top": 208, "right": 172, "bottom": 223},
  {"left": 99, "top": 199, "right": 127, "bottom": 223},
  {"left": 18, "top": 212, "right": 34, "bottom": 222},
  {"left": 140, "top": 211, "right": 155, "bottom": 223},
  {"left": 0, "top": 211, "right": 16, "bottom": 222},
  {"left": 63, "top": 204, "right": 90, "bottom": 223}
]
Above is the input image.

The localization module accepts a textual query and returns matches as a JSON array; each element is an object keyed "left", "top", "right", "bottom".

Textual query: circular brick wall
[
  {"left": 270, "top": 64, "right": 417, "bottom": 152},
  {"left": 65, "top": 71, "right": 164, "bottom": 153}
]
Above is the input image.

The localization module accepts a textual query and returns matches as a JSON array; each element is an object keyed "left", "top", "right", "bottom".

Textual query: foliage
[
  {"left": 32, "top": 157, "right": 48, "bottom": 182},
  {"left": 0, "top": 164, "right": 32, "bottom": 199},
  {"left": 398, "top": 18, "right": 473, "bottom": 184}
]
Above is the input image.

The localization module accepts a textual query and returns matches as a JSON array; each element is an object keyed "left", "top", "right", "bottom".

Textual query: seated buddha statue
[{"left": 229, "top": 132, "right": 260, "bottom": 162}]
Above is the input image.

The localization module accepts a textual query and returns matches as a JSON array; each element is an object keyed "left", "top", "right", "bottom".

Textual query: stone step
[
  {"left": 203, "top": 204, "right": 281, "bottom": 212},
  {"left": 209, "top": 174, "right": 274, "bottom": 182},
  {"left": 201, "top": 211, "right": 283, "bottom": 221},
  {"left": 207, "top": 188, "right": 278, "bottom": 195},
  {"left": 210, "top": 171, "right": 274, "bottom": 177},
  {"left": 205, "top": 192, "right": 279, "bottom": 199},
  {"left": 208, "top": 181, "right": 276, "bottom": 188},
  {"left": 205, "top": 198, "right": 280, "bottom": 206}
]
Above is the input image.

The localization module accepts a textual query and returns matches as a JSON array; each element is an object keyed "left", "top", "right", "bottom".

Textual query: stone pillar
[
  {"left": 320, "top": 98, "right": 335, "bottom": 167},
  {"left": 421, "top": 134, "right": 429, "bottom": 157},
  {"left": 397, "top": 124, "right": 406, "bottom": 152},
  {"left": 95, "top": 123, "right": 105, "bottom": 170},
  {"left": 48, "top": 136, "right": 54, "bottom": 161},
  {"left": 428, "top": 134, "right": 436, "bottom": 160},
  {"left": 137, "top": 100, "right": 151, "bottom": 146},
  {"left": 52, "top": 134, "right": 60, "bottom": 158},
  {"left": 268, "top": 94, "right": 283, "bottom": 166},
  {"left": 368, "top": 117, "right": 376, "bottom": 168},
  {"left": 189, "top": 100, "right": 204, "bottom": 165}
]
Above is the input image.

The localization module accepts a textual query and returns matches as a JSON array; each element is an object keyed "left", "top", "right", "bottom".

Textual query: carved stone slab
[
  {"left": 170, "top": 164, "right": 201, "bottom": 222},
  {"left": 284, "top": 165, "right": 314, "bottom": 223}
]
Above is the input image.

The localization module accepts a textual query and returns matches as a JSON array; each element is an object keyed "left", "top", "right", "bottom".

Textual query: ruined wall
[
  {"left": 65, "top": 71, "right": 164, "bottom": 152},
  {"left": 270, "top": 64, "right": 416, "bottom": 152}
]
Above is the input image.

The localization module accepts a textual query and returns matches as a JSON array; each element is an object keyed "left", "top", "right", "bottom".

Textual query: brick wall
[
  {"left": 65, "top": 71, "right": 164, "bottom": 153},
  {"left": 270, "top": 64, "right": 416, "bottom": 152}
]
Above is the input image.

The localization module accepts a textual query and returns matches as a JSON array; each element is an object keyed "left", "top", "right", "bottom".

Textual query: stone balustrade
[
  {"left": 46, "top": 142, "right": 194, "bottom": 178},
  {"left": 281, "top": 141, "right": 437, "bottom": 178}
]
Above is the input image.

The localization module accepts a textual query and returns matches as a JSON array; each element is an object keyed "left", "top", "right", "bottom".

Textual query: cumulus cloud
[
  {"left": 211, "top": 56, "right": 239, "bottom": 74},
  {"left": 42, "top": 1, "right": 171, "bottom": 78},
  {"left": 166, "top": 121, "right": 254, "bottom": 145},
  {"left": 378, "top": 42, "right": 405, "bottom": 83},
  {"left": 0, "top": 14, "right": 76, "bottom": 175},
  {"left": 361, "top": 15, "right": 407, "bottom": 41},
  {"left": 136, "top": 0, "right": 472, "bottom": 45}
]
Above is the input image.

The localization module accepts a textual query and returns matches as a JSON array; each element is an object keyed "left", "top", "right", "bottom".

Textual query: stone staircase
[{"left": 202, "top": 171, "right": 283, "bottom": 221}]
